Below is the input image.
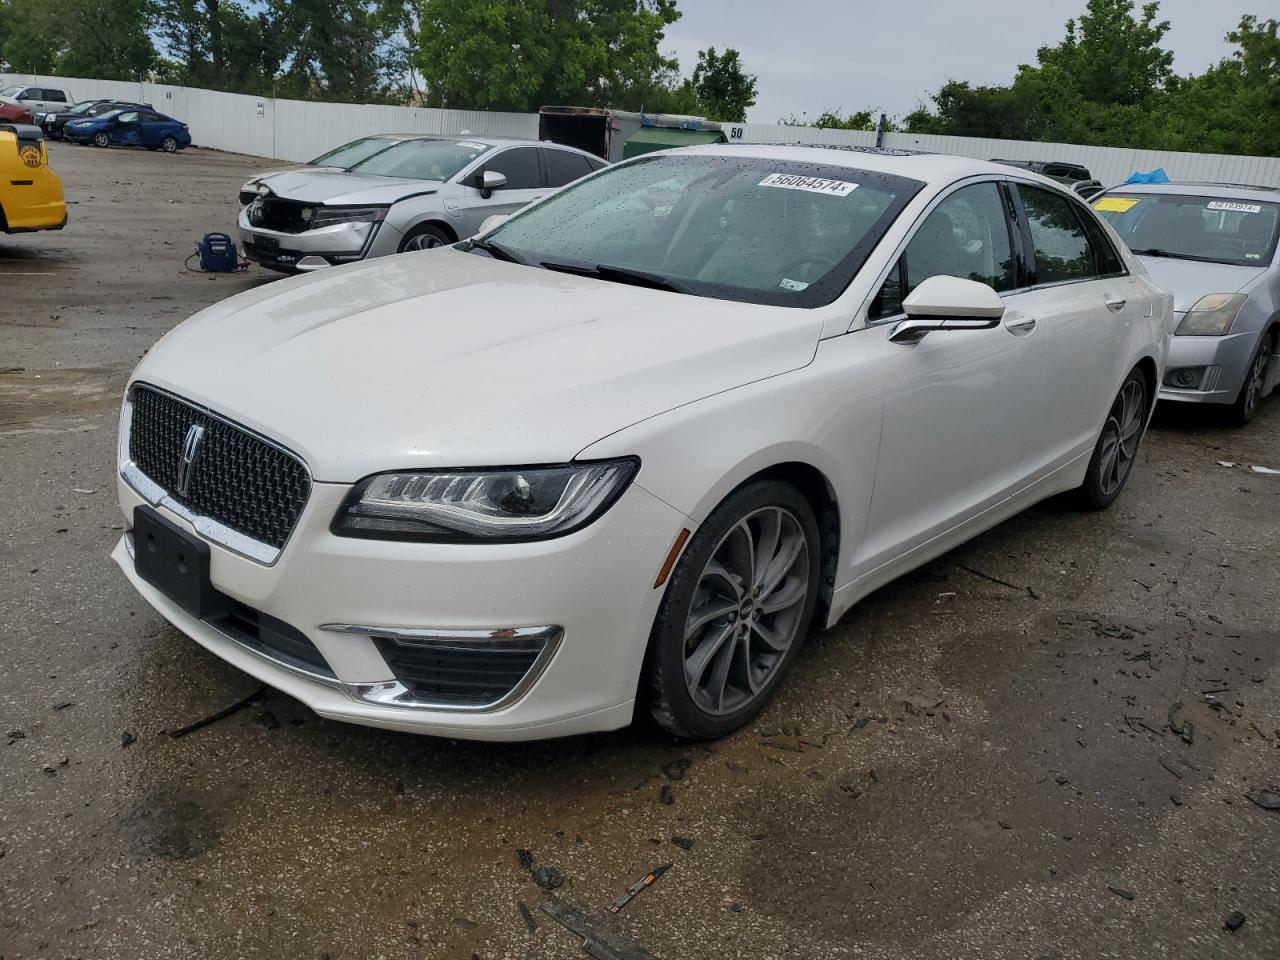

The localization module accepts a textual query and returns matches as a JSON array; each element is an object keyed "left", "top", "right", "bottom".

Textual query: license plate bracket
[{"left": 132, "top": 506, "right": 229, "bottom": 619}]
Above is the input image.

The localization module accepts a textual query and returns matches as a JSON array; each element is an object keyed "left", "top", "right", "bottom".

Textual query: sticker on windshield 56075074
[
  {"left": 1207, "top": 201, "right": 1262, "bottom": 214},
  {"left": 759, "top": 173, "right": 858, "bottom": 196}
]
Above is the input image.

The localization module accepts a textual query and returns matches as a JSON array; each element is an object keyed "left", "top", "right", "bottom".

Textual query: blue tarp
[{"left": 1124, "top": 168, "right": 1170, "bottom": 184}]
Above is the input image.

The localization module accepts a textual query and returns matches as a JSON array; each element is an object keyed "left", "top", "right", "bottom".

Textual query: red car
[{"left": 0, "top": 101, "right": 33, "bottom": 124}]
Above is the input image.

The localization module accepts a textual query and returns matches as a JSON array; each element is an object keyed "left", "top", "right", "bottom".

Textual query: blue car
[{"left": 63, "top": 108, "right": 191, "bottom": 152}]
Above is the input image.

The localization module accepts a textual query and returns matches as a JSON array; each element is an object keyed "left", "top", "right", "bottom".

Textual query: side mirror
[
  {"left": 889, "top": 275, "right": 1004, "bottom": 344},
  {"left": 479, "top": 170, "right": 507, "bottom": 199}
]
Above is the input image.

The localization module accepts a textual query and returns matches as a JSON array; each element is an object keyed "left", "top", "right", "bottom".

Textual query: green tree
[
  {"left": 688, "top": 46, "right": 755, "bottom": 121},
  {"left": 412, "top": 0, "right": 682, "bottom": 112},
  {"left": 2, "top": 0, "right": 155, "bottom": 79}
]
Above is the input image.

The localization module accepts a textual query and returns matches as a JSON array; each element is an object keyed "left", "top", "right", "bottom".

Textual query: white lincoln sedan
[{"left": 113, "top": 146, "right": 1172, "bottom": 741}]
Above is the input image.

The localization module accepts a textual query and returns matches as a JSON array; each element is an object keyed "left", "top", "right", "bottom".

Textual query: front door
[
  {"left": 451, "top": 146, "right": 547, "bottom": 237},
  {"left": 112, "top": 111, "right": 143, "bottom": 146},
  {"left": 855, "top": 180, "right": 1046, "bottom": 573}
]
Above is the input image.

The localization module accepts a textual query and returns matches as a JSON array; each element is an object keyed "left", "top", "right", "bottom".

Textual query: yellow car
[{"left": 1, "top": 123, "right": 66, "bottom": 233}]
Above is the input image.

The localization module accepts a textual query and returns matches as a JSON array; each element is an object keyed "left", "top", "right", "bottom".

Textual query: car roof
[
  {"left": 647, "top": 143, "right": 1062, "bottom": 187},
  {"left": 1105, "top": 181, "right": 1280, "bottom": 202},
  {"left": 388, "top": 133, "right": 597, "bottom": 157}
]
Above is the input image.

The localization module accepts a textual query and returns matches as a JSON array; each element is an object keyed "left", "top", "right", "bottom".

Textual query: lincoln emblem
[{"left": 175, "top": 423, "right": 205, "bottom": 497}]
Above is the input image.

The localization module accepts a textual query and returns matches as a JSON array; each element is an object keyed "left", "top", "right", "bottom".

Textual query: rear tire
[
  {"left": 643, "top": 480, "right": 821, "bottom": 740},
  {"left": 1224, "top": 329, "right": 1275, "bottom": 427},
  {"left": 398, "top": 223, "right": 452, "bottom": 252},
  {"left": 160, "top": 136, "right": 179, "bottom": 153},
  {"left": 1077, "top": 368, "right": 1149, "bottom": 510}
]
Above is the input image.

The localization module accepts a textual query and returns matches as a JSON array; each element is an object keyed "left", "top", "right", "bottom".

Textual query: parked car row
[{"left": 0, "top": 88, "right": 192, "bottom": 153}]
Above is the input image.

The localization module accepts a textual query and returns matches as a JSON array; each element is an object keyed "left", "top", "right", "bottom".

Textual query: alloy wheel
[
  {"left": 404, "top": 233, "right": 443, "bottom": 251},
  {"left": 682, "top": 506, "right": 810, "bottom": 716},
  {"left": 1242, "top": 337, "right": 1272, "bottom": 421},
  {"left": 92, "top": 132, "right": 108, "bottom": 147},
  {"left": 1097, "top": 377, "right": 1146, "bottom": 496},
  {"left": 161, "top": 137, "right": 178, "bottom": 153}
]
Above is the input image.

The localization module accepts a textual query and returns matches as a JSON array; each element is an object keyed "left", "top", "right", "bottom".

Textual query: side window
[
  {"left": 869, "top": 182, "right": 1014, "bottom": 320},
  {"left": 587, "top": 157, "right": 608, "bottom": 172},
  {"left": 47, "top": 90, "right": 67, "bottom": 103},
  {"left": 144, "top": 112, "right": 165, "bottom": 122},
  {"left": 16, "top": 88, "right": 33, "bottom": 100},
  {"left": 1019, "top": 185, "right": 1097, "bottom": 284},
  {"left": 545, "top": 149, "right": 592, "bottom": 188},
  {"left": 481, "top": 147, "right": 542, "bottom": 190},
  {"left": 1079, "top": 210, "right": 1126, "bottom": 277}
]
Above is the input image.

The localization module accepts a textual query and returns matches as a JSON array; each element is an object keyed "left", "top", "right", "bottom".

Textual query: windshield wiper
[
  {"left": 540, "top": 260, "right": 688, "bottom": 294},
  {"left": 466, "top": 236, "right": 525, "bottom": 264},
  {"left": 1129, "top": 248, "right": 1223, "bottom": 264}
]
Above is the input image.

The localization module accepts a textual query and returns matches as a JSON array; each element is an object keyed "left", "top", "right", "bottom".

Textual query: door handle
[
  {"left": 1004, "top": 314, "right": 1037, "bottom": 335},
  {"left": 1103, "top": 294, "right": 1127, "bottom": 312}
]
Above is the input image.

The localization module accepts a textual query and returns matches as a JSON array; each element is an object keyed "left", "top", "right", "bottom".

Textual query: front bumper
[
  {"left": 113, "top": 471, "right": 688, "bottom": 740},
  {"left": 1158, "top": 328, "right": 1258, "bottom": 405},
  {"left": 237, "top": 209, "right": 398, "bottom": 272}
]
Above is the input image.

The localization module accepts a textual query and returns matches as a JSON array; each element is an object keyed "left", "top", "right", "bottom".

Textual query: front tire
[
  {"left": 1077, "top": 369, "right": 1149, "bottom": 510},
  {"left": 1225, "top": 329, "right": 1275, "bottom": 427},
  {"left": 398, "top": 223, "right": 452, "bottom": 252},
  {"left": 92, "top": 131, "right": 109, "bottom": 148},
  {"left": 643, "top": 480, "right": 822, "bottom": 739}
]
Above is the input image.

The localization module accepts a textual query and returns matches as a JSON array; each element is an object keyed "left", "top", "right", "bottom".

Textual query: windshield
[
  {"left": 310, "top": 136, "right": 402, "bottom": 169},
  {"left": 1095, "top": 192, "right": 1280, "bottom": 267},
  {"left": 482, "top": 154, "right": 923, "bottom": 308},
  {"left": 68, "top": 101, "right": 99, "bottom": 115},
  {"left": 0, "top": 85, "right": 22, "bottom": 98},
  {"left": 349, "top": 138, "right": 491, "bottom": 181}
]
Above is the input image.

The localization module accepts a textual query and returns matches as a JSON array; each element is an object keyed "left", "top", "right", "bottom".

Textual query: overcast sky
[{"left": 663, "top": 0, "right": 1256, "bottom": 123}]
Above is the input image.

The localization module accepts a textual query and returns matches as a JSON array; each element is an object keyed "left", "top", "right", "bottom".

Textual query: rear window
[
  {"left": 1095, "top": 193, "right": 1280, "bottom": 267},
  {"left": 46, "top": 90, "right": 67, "bottom": 103},
  {"left": 546, "top": 149, "right": 593, "bottom": 187}
]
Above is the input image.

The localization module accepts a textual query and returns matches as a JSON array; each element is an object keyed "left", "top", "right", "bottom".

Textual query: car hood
[
  {"left": 1137, "top": 256, "right": 1267, "bottom": 313},
  {"left": 133, "top": 250, "right": 823, "bottom": 482},
  {"left": 251, "top": 169, "right": 442, "bottom": 205}
]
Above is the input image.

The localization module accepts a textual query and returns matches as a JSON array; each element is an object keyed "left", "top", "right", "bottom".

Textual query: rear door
[
  {"left": 544, "top": 148, "right": 595, "bottom": 191},
  {"left": 855, "top": 179, "right": 1047, "bottom": 571},
  {"left": 452, "top": 146, "right": 547, "bottom": 236},
  {"left": 1013, "top": 183, "right": 1145, "bottom": 477},
  {"left": 139, "top": 111, "right": 168, "bottom": 147}
]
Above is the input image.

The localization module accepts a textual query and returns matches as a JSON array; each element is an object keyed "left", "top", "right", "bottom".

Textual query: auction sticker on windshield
[
  {"left": 1094, "top": 197, "right": 1140, "bottom": 213},
  {"left": 759, "top": 173, "right": 858, "bottom": 197},
  {"left": 1206, "top": 201, "right": 1263, "bottom": 214}
]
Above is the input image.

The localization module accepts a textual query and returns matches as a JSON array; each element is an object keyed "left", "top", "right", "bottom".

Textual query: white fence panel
[
  {"left": 5, "top": 71, "right": 1278, "bottom": 187},
  {"left": 882, "top": 132, "right": 1280, "bottom": 189}
]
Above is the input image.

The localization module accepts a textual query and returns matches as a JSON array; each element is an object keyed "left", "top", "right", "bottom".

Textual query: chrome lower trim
[
  {"left": 320, "top": 623, "right": 564, "bottom": 713},
  {"left": 117, "top": 389, "right": 312, "bottom": 566}
]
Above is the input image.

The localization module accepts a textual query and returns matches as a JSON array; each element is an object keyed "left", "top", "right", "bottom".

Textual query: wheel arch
[
  {"left": 670, "top": 457, "right": 842, "bottom": 630},
  {"left": 1132, "top": 354, "right": 1159, "bottom": 411},
  {"left": 405, "top": 218, "right": 457, "bottom": 244}
]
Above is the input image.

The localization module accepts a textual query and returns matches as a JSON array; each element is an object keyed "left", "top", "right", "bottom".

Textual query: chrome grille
[{"left": 127, "top": 386, "right": 311, "bottom": 550}]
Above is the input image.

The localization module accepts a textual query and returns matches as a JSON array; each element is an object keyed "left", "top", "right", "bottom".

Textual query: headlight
[
  {"left": 332, "top": 460, "right": 639, "bottom": 542},
  {"left": 1175, "top": 293, "right": 1247, "bottom": 336},
  {"left": 308, "top": 206, "right": 388, "bottom": 229}
]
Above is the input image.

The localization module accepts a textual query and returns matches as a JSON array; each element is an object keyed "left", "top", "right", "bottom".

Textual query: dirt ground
[{"left": 1, "top": 143, "right": 1278, "bottom": 960}]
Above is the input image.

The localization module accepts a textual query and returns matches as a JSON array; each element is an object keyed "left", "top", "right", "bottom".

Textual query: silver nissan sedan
[
  {"left": 237, "top": 135, "right": 607, "bottom": 272},
  {"left": 1093, "top": 182, "right": 1280, "bottom": 425}
]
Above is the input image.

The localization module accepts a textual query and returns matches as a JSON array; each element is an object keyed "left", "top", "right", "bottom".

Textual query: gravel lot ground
[{"left": 2, "top": 143, "right": 1278, "bottom": 960}]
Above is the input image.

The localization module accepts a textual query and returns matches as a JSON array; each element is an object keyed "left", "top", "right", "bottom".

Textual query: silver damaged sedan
[
  {"left": 1094, "top": 181, "right": 1280, "bottom": 425},
  {"left": 238, "top": 135, "right": 607, "bottom": 272}
]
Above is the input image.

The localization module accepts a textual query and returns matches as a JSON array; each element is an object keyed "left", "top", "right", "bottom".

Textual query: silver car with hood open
[
  {"left": 238, "top": 135, "right": 607, "bottom": 272},
  {"left": 1094, "top": 181, "right": 1280, "bottom": 425}
]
